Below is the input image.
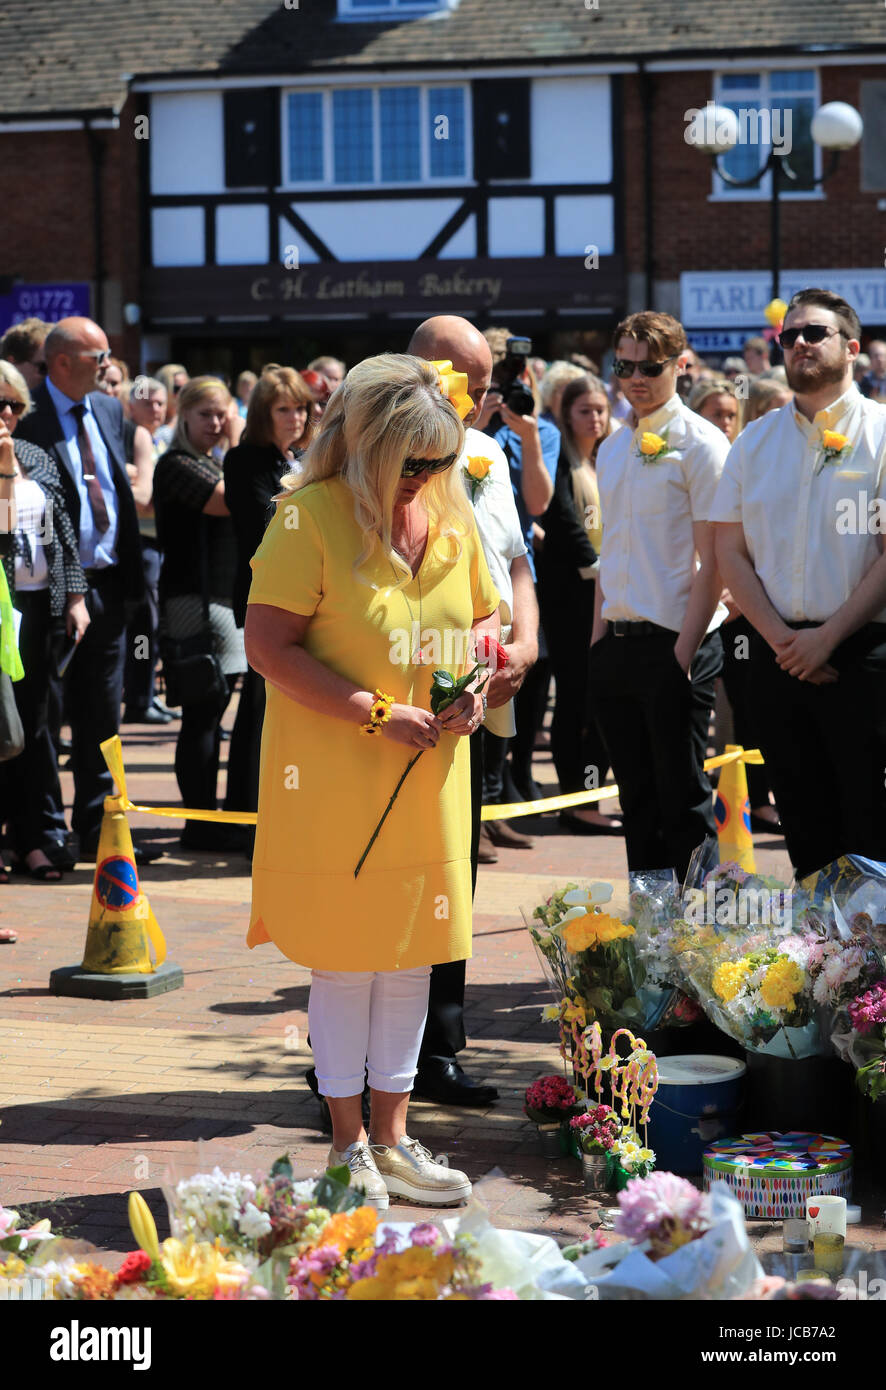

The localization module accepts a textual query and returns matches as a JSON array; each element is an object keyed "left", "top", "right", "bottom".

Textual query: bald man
[
  {"left": 402, "top": 316, "right": 539, "bottom": 1105},
  {"left": 17, "top": 317, "right": 154, "bottom": 867}
]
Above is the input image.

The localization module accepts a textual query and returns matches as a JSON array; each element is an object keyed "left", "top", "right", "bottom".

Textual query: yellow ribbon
[
  {"left": 101, "top": 736, "right": 257, "bottom": 825},
  {"left": 102, "top": 734, "right": 763, "bottom": 828},
  {"left": 480, "top": 747, "right": 764, "bottom": 822},
  {"left": 429, "top": 360, "right": 473, "bottom": 421}
]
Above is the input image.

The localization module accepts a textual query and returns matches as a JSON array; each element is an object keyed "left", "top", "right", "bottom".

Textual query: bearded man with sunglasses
[
  {"left": 588, "top": 311, "right": 728, "bottom": 879},
  {"left": 16, "top": 316, "right": 150, "bottom": 867},
  {"left": 712, "top": 289, "right": 886, "bottom": 878}
]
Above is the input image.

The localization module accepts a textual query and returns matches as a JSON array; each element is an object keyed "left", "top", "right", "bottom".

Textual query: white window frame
[
  {"left": 337, "top": 0, "right": 449, "bottom": 19},
  {"left": 708, "top": 68, "right": 824, "bottom": 202},
  {"left": 280, "top": 81, "right": 473, "bottom": 191}
]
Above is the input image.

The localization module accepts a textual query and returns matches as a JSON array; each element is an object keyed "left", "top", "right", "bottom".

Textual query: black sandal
[{"left": 12, "top": 854, "right": 64, "bottom": 882}]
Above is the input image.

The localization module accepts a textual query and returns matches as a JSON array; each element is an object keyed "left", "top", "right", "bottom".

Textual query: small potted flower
[
  {"left": 569, "top": 1105, "right": 622, "bottom": 1193},
  {"left": 608, "top": 1130, "right": 656, "bottom": 1190},
  {"left": 524, "top": 1075, "right": 579, "bottom": 1157}
]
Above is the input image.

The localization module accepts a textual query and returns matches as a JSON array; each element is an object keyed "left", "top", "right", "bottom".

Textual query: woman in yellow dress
[{"left": 245, "top": 355, "right": 500, "bottom": 1209}]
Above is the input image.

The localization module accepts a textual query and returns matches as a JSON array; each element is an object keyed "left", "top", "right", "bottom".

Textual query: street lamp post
[{"left": 690, "top": 101, "right": 863, "bottom": 303}]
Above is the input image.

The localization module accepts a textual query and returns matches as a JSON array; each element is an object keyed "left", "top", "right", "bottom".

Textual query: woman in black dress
[
  {"left": 222, "top": 365, "right": 315, "bottom": 842},
  {"left": 153, "top": 376, "right": 246, "bottom": 850},
  {"left": 537, "top": 375, "right": 622, "bottom": 835}
]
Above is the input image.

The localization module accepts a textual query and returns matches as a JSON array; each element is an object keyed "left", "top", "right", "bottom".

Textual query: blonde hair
[
  {"left": 540, "top": 361, "right": 589, "bottom": 413},
  {"left": 689, "top": 377, "right": 745, "bottom": 432},
  {"left": 280, "top": 353, "right": 471, "bottom": 586},
  {"left": 0, "top": 359, "right": 32, "bottom": 415},
  {"left": 169, "top": 376, "right": 232, "bottom": 458},
  {"left": 559, "top": 375, "right": 613, "bottom": 524},
  {"left": 745, "top": 377, "right": 793, "bottom": 425}
]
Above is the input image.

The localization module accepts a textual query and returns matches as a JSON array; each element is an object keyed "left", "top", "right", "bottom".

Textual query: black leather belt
[{"left": 608, "top": 619, "right": 676, "bottom": 638}]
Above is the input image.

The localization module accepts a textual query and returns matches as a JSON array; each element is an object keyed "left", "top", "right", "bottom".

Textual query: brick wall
[
  {"left": 1, "top": 95, "right": 142, "bottom": 364},
  {"left": 624, "top": 65, "right": 885, "bottom": 284}
]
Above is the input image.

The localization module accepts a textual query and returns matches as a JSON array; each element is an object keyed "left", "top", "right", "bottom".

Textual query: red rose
[
  {"left": 475, "top": 634, "right": 509, "bottom": 670},
  {"left": 116, "top": 1249, "right": 153, "bottom": 1285}
]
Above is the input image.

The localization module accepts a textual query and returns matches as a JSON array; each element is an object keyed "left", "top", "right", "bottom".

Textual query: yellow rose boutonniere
[
  {"left": 465, "top": 455, "right": 494, "bottom": 503},
  {"left": 636, "top": 431, "right": 672, "bottom": 464},
  {"left": 816, "top": 430, "right": 851, "bottom": 474}
]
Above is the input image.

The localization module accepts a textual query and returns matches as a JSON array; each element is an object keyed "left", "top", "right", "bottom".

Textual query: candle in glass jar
[{"left": 813, "top": 1232, "right": 845, "bottom": 1278}]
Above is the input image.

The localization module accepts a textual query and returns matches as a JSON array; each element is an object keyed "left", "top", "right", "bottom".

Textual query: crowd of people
[{"left": 2, "top": 292, "right": 886, "bottom": 1209}]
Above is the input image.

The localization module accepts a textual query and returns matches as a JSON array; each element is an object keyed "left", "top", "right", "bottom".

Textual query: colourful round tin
[{"left": 702, "top": 1131, "right": 852, "bottom": 1218}]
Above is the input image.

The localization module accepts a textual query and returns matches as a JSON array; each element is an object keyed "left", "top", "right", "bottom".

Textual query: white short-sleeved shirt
[
  {"left": 710, "top": 384, "right": 886, "bottom": 623},
  {"left": 461, "top": 427, "right": 527, "bottom": 738},
  {"left": 596, "top": 393, "right": 729, "bottom": 632}
]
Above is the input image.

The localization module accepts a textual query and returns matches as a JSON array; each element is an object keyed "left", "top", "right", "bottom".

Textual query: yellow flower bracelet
[{"left": 360, "top": 689, "right": 395, "bottom": 736}]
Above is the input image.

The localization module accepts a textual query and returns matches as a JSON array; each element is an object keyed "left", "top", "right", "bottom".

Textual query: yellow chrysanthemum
[
  {"left": 72, "top": 1262, "right": 119, "bottom": 1300},
  {"left": 466, "top": 455, "right": 493, "bottom": 480},
  {"left": 760, "top": 957, "right": 805, "bottom": 1011},
  {"left": 639, "top": 431, "right": 667, "bottom": 456},
  {"left": 822, "top": 430, "right": 849, "bottom": 452},
  {"left": 712, "top": 960, "right": 751, "bottom": 1003}
]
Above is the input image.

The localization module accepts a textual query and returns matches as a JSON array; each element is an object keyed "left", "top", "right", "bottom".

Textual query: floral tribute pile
[{"left": 0, "top": 1158, "right": 518, "bottom": 1301}]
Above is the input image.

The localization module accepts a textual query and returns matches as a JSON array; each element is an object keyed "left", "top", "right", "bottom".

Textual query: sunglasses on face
[
  {"left": 777, "top": 324, "right": 845, "bottom": 350},
  {"left": 401, "top": 452, "right": 458, "bottom": 479},
  {"left": 80, "top": 349, "right": 112, "bottom": 363},
  {"left": 612, "top": 354, "right": 680, "bottom": 379},
  {"left": 0, "top": 398, "right": 26, "bottom": 416}
]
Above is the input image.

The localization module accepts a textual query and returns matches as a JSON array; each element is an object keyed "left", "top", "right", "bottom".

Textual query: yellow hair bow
[{"left": 430, "top": 359, "right": 473, "bottom": 421}]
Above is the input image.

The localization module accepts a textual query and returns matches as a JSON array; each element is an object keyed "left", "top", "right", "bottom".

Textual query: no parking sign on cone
[
  {"left": 49, "top": 766, "right": 183, "bottom": 1000},
  {"left": 713, "top": 743, "right": 763, "bottom": 873}
]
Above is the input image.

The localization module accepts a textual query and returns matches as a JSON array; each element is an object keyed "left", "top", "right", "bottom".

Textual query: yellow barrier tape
[
  {"left": 101, "top": 736, "right": 257, "bottom": 825},
  {"left": 102, "top": 735, "right": 763, "bottom": 827}
]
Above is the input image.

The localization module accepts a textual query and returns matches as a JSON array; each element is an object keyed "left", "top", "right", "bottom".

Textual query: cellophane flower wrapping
[
  {"left": 522, "top": 881, "right": 669, "bottom": 1041},
  {"left": 571, "top": 1179, "right": 762, "bottom": 1300}
]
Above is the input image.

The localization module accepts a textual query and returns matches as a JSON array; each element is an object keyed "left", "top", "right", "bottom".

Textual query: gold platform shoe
[
  {"left": 370, "top": 1136, "right": 472, "bottom": 1206},
  {"left": 328, "top": 1140, "right": 390, "bottom": 1211}
]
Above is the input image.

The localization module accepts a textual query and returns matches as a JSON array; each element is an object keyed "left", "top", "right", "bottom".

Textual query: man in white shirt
[
  {"left": 406, "top": 315, "right": 539, "bottom": 1106},
  {"left": 712, "top": 288, "right": 886, "bottom": 878},
  {"left": 589, "top": 311, "right": 728, "bottom": 878}
]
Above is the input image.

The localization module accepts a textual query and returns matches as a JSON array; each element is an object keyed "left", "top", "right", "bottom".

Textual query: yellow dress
[{"left": 246, "top": 476, "right": 500, "bottom": 971}]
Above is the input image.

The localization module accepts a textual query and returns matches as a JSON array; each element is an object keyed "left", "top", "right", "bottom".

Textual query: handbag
[{"left": 160, "top": 518, "right": 229, "bottom": 707}]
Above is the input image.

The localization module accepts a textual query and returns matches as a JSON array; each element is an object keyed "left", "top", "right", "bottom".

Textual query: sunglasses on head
[
  {"left": 612, "top": 354, "right": 680, "bottom": 379},
  {"left": 0, "top": 397, "right": 26, "bottom": 417},
  {"left": 401, "top": 452, "right": 458, "bottom": 479},
  {"left": 777, "top": 323, "right": 846, "bottom": 350}
]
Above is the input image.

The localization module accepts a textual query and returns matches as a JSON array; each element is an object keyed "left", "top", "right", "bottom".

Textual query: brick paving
[{"left": 1, "top": 707, "right": 883, "bottom": 1267}]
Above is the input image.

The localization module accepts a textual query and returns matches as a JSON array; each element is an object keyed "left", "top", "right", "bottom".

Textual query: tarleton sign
[{"left": 144, "top": 256, "right": 624, "bottom": 322}]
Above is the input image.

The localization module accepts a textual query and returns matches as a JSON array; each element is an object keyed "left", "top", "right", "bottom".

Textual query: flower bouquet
[
  {"left": 572, "top": 1172, "right": 763, "bottom": 1300},
  {"left": 524, "top": 881, "right": 656, "bottom": 1059},
  {"left": 569, "top": 1103, "right": 623, "bottom": 1192}
]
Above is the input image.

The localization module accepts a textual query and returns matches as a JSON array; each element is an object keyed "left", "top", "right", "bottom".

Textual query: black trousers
[
  {"left": 419, "top": 727, "right": 483, "bottom": 1064},
  {"left": 0, "top": 590, "right": 65, "bottom": 855},
  {"left": 719, "top": 614, "right": 772, "bottom": 809},
  {"left": 538, "top": 574, "right": 610, "bottom": 794},
  {"left": 123, "top": 539, "right": 162, "bottom": 710},
  {"left": 63, "top": 568, "right": 128, "bottom": 848},
  {"left": 224, "top": 663, "right": 265, "bottom": 819},
  {"left": 588, "top": 626, "right": 722, "bottom": 880},
  {"left": 175, "top": 672, "right": 238, "bottom": 810},
  {"left": 748, "top": 623, "right": 886, "bottom": 879}
]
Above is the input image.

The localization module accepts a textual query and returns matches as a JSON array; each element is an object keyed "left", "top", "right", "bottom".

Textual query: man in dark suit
[{"left": 16, "top": 316, "right": 158, "bottom": 865}]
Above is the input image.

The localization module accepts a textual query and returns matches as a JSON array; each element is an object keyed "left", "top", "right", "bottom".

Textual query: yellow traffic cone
[
  {"left": 49, "top": 795, "right": 183, "bottom": 999},
  {"left": 713, "top": 744, "right": 756, "bottom": 873}
]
